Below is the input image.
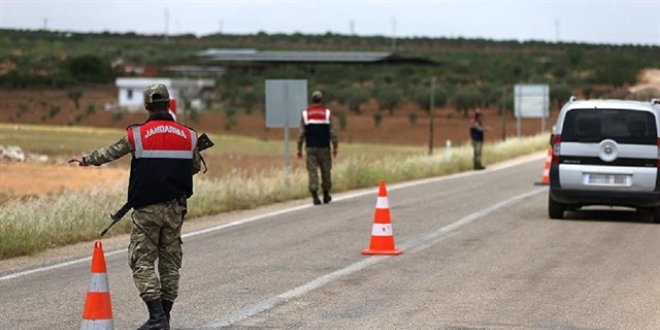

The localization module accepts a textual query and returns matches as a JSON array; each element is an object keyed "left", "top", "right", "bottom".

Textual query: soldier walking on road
[
  {"left": 297, "top": 90, "right": 339, "bottom": 205},
  {"left": 69, "top": 84, "right": 201, "bottom": 330},
  {"left": 470, "top": 109, "right": 488, "bottom": 170}
]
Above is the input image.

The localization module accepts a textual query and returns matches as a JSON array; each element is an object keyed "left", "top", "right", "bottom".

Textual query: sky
[{"left": 0, "top": 0, "right": 659, "bottom": 46}]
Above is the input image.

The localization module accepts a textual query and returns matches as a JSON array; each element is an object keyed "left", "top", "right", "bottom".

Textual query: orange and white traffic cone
[
  {"left": 362, "top": 180, "right": 403, "bottom": 256},
  {"left": 534, "top": 147, "right": 552, "bottom": 186},
  {"left": 80, "top": 241, "right": 114, "bottom": 330}
]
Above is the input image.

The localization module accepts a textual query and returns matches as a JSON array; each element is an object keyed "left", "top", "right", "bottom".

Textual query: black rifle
[{"left": 100, "top": 133, "right": 215, "bottom": 237}]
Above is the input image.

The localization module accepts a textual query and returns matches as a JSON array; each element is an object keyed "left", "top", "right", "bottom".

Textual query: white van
[{"left": 548, "top": 98, "right": 660, "bottom": 222}]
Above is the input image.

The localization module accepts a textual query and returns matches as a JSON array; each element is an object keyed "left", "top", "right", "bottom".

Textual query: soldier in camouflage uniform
[
  {"left": 470, "top": 109, "right": 488, "bottom": 170},
  {"left": 69, "top": 84, "right": 201, "bottom": 330},
  {"left": 297, "top": 91, "right": 339, "bottom": 205}
]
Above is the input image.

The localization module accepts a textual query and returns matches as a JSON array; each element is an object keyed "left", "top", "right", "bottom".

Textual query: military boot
[
  {"left": 323, "top": 190, "right": 332, "bottom": 204},
  {"left": 137, "top": 299, "right": 170, "bottom": 330},
  {"left": 161, "top": 300, "right": 174, "bottom": 324},
  {"left": 311, "top": 192, "right": 322, "bottom": 205}
]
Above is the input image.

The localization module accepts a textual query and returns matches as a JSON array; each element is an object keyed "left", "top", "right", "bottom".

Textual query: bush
[
  {"left": 375, "top": 85, "right": 402, "bottom": 116},
  {"left": 336, "top": 111, "right": 347, "bottom": 131},
  {"left": 67, "top": 89, "right": 83, "bottom": 109},
  {"left": 224, "top": 108, "right": 237, "bottom": 131},
  {"left": 452, "top": 88, "right": 482, "bottom": 117},
  {"left": 64, "top": 54, "right": 115, "bottom": 84},
  {"left": 110, "top": 111, "right": 124, "bottom": 124},
  {"left": 550, "top": 84, "right": 573, "bottom": 109},
  {"left": 336, "top": 86, "right": 370, "bottom": 114},
  {"left": 373, "top": 112, "right": 383, "bottom": 127},
  {"left": 85, "top": 104, "right": 96, "bottom": 115},
  {"left": 48, "top": 105, "right": 61, "bottom": 119},
  {"left": 412, "top": 85, "right": 448, "bottom": 112},
  {"left": 408, "top": 112, "right": 418, "bottom": 125}
]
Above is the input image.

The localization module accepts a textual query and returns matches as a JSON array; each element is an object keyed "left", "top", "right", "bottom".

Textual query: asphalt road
[{"left": 1, "top": 155, "right": 659, "bottom": 330}]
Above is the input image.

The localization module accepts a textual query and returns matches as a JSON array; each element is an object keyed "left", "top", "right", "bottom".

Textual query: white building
[{"left": 114, "top": 77, "right": 216, "bottom": 112}]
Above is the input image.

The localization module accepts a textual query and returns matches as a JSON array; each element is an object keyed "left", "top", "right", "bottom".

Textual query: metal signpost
[
  {"left": 514, "top": 84, "right": 550, "bottom": 137},
  {"left": 265, "top": 79, "right": 308, "bottom": 185}
]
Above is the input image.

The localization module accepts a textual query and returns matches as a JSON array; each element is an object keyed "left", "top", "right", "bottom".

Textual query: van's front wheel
[{"left": 548, "top": 194, "right": 565, "bottom": 219}]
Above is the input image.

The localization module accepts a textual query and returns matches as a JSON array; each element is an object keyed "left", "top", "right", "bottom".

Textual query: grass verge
[{"left": 0, "top": 134, "right": 549, "bottom": 259}]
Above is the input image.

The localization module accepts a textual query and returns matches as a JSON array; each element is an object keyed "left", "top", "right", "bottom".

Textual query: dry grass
[{"left": 0, "top": 132, "right": 549, "bottom": 259}]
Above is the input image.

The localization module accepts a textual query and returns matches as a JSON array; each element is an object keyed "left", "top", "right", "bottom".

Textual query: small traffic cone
[
  {"left": 81, "top": 241, "right": 114, "bottom": 330},
  {"left": 362, "top": 180, "right": 403, "bottom": 256},
  {"left": 534, "top": 147, "right": 552, "bottom": 186}
]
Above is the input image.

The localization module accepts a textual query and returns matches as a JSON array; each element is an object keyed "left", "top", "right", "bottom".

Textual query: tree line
[{"left": 1, "top": 29, "right": 658, "bottom": 116}]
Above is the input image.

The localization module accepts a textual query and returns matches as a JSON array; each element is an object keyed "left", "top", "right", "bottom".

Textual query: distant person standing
[
  {"left": 470, "top": 109, "right": 488, "bottom": 170},
  {"left": 297, "top": 90, "right": 339, "bottom": 205}
]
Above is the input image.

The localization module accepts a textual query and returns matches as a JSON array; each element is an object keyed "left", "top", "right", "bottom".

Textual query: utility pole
[
  {"left": 43, "top": 18, "right": 48, "bottom": 30},
  {"left": 164, "top": 8, "right": 170, "bottom": 44},
  {"left": 428, "top": 76, "right": 436, "bottom": 155},
  {"left": 349, "top": 20, "right": 355, "bottom": 35},
  {"left": 219, "top": 20, "right": 224, "bottom": 34},
  {"left": 555, "top": 19, "right": 560, "bottom": 43},
  {"left": 391, "top": 16, "right": 397, "bottom": 52}
]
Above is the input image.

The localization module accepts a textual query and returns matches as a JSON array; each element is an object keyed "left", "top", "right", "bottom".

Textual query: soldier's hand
[
  {"left": 68, "top": 156, "right": 88, "bottom": 167},
  {"left": 297, "top": 150, "right": 303, "bottom": 159},
  {"left": 332, "top": 148, "right": 338, "bottom": 158}
]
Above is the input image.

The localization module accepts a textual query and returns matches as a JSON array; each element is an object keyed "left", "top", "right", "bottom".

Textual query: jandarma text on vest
[{"left": 144, "top": 125, "right": 188, "bottom": 139}]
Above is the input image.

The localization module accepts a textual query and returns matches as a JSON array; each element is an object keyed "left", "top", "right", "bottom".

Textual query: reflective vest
[
  {"left": 126, "top": 114, "right": 197, "bottom": 208},
  {"left": 302, "top": 106, "right": 331, "bottom": 148},
  {"left": 470, "top": 118, "right": 484, "bottom": 141}
]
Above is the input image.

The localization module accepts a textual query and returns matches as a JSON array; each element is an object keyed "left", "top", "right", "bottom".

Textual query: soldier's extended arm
[
  {"left": 329, "top": 116, "right": 339, "bottom": 150},
  {"left": 297, "top": 117, "right": 306, "bottom": 151},
  {"left": 476, "top": 123, "right": 486, "bottom": 132},
  {"left": 83, "top": 136, "right": 133, "bottom": 166}
]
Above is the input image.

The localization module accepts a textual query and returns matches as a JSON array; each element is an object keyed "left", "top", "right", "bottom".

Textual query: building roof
[
  {"left": 115, "top": 77, "right": 216, "bottom": 89},
  {"left": 196, "top": 48, "right": 435, "bottom": 64}
]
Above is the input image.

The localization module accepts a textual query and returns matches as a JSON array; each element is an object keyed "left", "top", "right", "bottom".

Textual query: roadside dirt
[
  {"left": 629, "top": 68, "right": 660, "bottom": 94},
  {"left": 0, "top": 162, "right": 128, "bottom": 198}
]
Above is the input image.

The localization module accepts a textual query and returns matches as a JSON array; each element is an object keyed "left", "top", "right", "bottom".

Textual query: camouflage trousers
[
  {"left": 472, "top": 140, "right": 483, "bottom": 165},
  {"left": 306, "top": 147, "right": 332, "bottom": 193},
  {"left": 129, "top": 198, "right": 186, "bottom": 302}
]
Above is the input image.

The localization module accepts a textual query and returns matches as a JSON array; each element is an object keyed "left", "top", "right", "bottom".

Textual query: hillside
[{"left": 0, "top": 29, "right": 658, "bottom": 145}]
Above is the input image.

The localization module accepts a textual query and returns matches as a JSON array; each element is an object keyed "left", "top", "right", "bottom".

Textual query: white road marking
[
  {"left": 198, "top": 187, "right": 548, "bottom": 329},
  {"left": 0, "top": 152, "right": 545, "bottom": 282}
]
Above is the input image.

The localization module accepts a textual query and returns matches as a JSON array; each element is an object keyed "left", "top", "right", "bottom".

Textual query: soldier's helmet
[
  {"left": 144, "top": 84, "right": 170, "bottom": 104},
  {"left": 311, "top": 90, "right": 323, "bottom": 103}
]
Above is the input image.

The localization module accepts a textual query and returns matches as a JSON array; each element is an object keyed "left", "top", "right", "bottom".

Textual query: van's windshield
[{"left": 562, "top": 108, "right": 658, "bottom": 145}]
